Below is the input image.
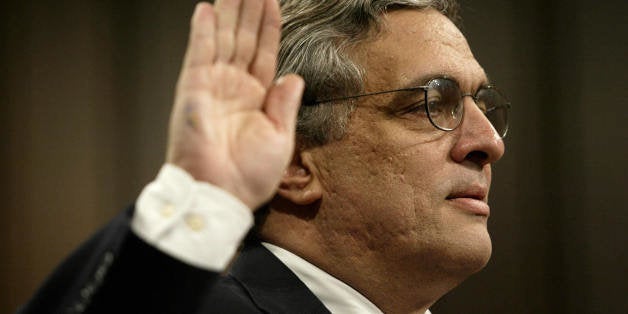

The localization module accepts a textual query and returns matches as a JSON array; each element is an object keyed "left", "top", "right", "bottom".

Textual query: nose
[{"left": 450, "top": 98, "right": 505, "bottom": 167}]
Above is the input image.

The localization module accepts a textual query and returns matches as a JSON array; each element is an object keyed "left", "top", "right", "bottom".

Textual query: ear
[{"left": 277, "top": 151, "right": 323, "bottom": 205}]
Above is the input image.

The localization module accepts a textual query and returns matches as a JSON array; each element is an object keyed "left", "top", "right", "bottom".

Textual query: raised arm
[{"left": 18, "top": 2, "right": 304, "bottom": 313}]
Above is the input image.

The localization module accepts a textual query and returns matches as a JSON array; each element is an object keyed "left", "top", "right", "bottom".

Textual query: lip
[{"left": 446, "top": 188, "right": 490, "bottom": 217}]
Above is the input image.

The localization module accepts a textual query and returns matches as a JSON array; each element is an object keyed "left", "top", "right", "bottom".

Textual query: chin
[
  {"left": 462, "top": 237, "right": 492, "bottom": 274},
  {"left": 434, "top": 227, "right": 493, "bottom": 276},
  {"left": 458, "top": 230, "right": 492, "bottom": 274}
]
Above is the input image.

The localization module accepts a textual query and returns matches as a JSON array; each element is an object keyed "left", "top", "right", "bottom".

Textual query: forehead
[{"left": 350, "top": 8, "right": 487, "bottom": 91}]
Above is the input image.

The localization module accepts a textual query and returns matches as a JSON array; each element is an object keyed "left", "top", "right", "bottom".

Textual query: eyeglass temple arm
[{"left": 303, "top": 86, "right": 428, "bottom": 106}]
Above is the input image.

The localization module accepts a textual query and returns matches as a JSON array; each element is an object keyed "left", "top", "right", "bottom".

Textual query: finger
[
  {"left": 250, "top": 0, "right": 281, "bottom": 88},
  {"left": 182, "top": 2, "right": 216, "bottom": 69},
  {"left": 232, "top": 0, "right": 265, "bottom": 68},
  {"left": 215, "top": 0, "right": 242, "bottom": 62},
  {"left": 265, "top": 74, "right": 304, "bottom": 135}
]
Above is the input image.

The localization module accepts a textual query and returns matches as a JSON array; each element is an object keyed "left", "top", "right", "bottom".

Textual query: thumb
[{"left": 264, "top": 74, "right": 305, "bottom": 134}]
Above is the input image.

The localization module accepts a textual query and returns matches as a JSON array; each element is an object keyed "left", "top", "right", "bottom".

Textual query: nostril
[{"left": 465, "top": 150, "right": 489, "bottom": 166}]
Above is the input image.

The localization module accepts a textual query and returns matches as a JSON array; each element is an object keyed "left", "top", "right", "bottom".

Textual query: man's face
[{"left": 309, "top": 9, "right": 505, "bottom": 278}]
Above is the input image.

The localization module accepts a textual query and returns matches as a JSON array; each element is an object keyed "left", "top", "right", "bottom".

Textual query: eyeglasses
[{"left": 305, "top": 77, "right": 511, "bottom": 138}]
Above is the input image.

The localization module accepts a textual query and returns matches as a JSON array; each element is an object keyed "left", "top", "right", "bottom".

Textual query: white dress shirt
[
  {"left": 262, "top": 242, "right": 384, "bottom": 314},
  {"left": 132, "top": 164, "right": 431, "bottom": 314},
  {"left": 132, "top": 164, "right": 253, "bottom": 270}
]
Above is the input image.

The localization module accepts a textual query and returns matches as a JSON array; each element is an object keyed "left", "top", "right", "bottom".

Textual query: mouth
[{"left": 446, "top": 188, "right": 490, "bottom": 217}]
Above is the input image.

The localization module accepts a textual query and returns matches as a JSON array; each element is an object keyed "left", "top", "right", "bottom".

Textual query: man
[{"left": 20, "top": 0, "right": 509, "bottom": 313}]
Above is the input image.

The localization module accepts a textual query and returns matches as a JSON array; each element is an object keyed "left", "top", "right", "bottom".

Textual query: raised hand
[{"left": 166, "top": 0, "right": 304, "bottom": 210}]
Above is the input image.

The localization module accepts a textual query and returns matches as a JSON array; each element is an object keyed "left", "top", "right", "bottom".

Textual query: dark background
[{"left": 1, "top": 1, "right": 626, "bottom": 313}]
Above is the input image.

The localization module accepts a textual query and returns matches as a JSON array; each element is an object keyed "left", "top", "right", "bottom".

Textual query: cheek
[
  {"left": 321, "top": 150, "right": 408, "bottom": 208},
  {"left": 321, "top": 143, "right": 442, "bottom": 234},
  {"left": 380, "top": 141, "right": 460, "bottom": 247},
  {"left": 317, "top": 143, "right": 408, "bottom": 217},
  {"left": 316, "top": 113, "right": 455, "bottom": 231},
  {"left": 393, "top": 143, "right": 450, "bottom": 206}
]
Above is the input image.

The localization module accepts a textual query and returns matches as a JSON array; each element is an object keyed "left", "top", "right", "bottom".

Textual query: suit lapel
[{"left": 229, "top": 241, "right": 331, "bottom": 314}]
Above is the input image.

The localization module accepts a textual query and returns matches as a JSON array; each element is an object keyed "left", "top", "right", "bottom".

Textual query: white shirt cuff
[{"left": 132, "top": 164, "right": 253, "bottom": 271}]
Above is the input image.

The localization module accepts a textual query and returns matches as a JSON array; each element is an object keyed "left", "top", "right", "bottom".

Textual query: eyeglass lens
[
  {"left": 426, "top": 78, "right": 464, "bottom": 131},
  {"left": 476, "top": 87, "right": 509, "bottom": 137},
  {"left": 425, "top": 78, "right": 509, "bottom": 137}
]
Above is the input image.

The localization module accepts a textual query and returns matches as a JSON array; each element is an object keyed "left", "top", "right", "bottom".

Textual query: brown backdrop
[{"left": 2, "top": 1, "right": 627, "bottom": 313}]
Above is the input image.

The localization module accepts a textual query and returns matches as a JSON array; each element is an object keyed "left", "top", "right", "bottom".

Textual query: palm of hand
[{"left": 167, "top": 1, "right": 303, "bottom": 209}]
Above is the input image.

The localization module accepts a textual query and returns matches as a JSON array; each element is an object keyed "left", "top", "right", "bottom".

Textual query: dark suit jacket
[{"left": 18, "top": 207, "right": 330, "bottom": 314}]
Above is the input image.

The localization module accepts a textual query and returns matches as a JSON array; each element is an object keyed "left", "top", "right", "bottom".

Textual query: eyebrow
[
  {"left": 398, "top": 73, "right": 445, "bottom": 90},
  {"left": 399, "top": 72, "right": 492, "bottom": 91},
  {"left": 381, "top": 72, "right": 493, "bottom": 111},
  {"left": 304, "top": 72, "right": 493, "bottom": 106}
]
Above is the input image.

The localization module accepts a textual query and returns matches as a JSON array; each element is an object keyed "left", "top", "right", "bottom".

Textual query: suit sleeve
[
  {"left": 17, "top": 207, "right": 219, "bottom": 314},
  {"left": 18, "top": 165, "right": 254, "bottom": 314}
]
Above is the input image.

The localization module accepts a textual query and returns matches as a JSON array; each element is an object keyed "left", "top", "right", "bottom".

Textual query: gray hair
[{"left": 276, "top": 0, "right": 461, "bottom": 146}]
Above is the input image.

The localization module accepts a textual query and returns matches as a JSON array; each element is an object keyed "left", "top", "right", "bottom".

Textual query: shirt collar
[{"left": 262, "top": 242, "right": 432, "bottom": 314}]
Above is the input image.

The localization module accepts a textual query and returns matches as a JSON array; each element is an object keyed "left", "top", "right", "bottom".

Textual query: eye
[
  {"left": 398, "top": 100, "right": 428, "bottom": 116},
  {"left": 426, "top": 96, "right": 445, "bottom": 116}
]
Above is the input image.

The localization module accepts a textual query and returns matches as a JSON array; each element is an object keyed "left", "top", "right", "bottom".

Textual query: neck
[
  {"left": 258, "top": 207, "right": 473, "bottom": 314},
  {"left": 303, "top": 241, "right": 458, "bottom": 314}
]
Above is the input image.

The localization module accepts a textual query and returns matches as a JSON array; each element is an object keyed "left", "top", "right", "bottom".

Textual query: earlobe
[{"left": 277, "top": 152, "right": 323, "bottom": 205}]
